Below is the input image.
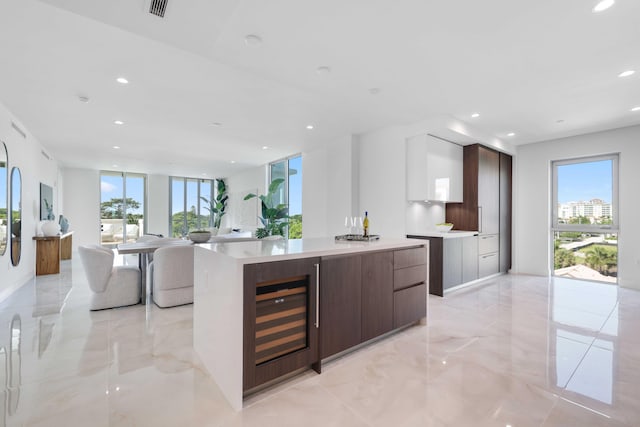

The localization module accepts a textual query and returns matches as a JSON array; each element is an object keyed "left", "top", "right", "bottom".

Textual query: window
[
  {"left": 169, "top": 177, "right": 215, "bottom": 237},
  {"left": 269, "top": 155, "right": 302, "bottom": 238},
  {"left": 100, "top": 171, "right": 146, "bottom": 246},
  {"left": 551, "top": 154, "right": 619, "bottom": 282}
]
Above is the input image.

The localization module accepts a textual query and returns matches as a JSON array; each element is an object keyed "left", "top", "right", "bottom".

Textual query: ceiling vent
[{"left": 148, "top": 0, "right": 168, "bottom": 18}]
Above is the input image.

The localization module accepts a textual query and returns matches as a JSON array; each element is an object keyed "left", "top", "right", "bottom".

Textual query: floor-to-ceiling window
[
  {"left": 169, "top": 177, "right": 214, "bottom": 237},
  {"left": 269, "top": 154, "right": 302, "bottom": 238},
  {"left": 100, "top": 171, "right": 146, "bottom": 246},
  {"left": 552, "top": 155, "right": 619, "bottom": 283}
]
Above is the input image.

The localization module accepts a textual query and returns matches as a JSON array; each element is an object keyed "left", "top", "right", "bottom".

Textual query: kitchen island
[{"left": 193, "top": 237, "right": 428, "bottom": 410}]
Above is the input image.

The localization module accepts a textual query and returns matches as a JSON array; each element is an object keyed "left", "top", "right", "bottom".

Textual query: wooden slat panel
[
  {"left": 255, "top": 331, "right": 306, "bottom": 353},
  {"left": 256, "top": 319, "right": 306, "bottom": 339},
  {"left": 256, "top": 306, "right": 306, "bottom": 324},
  {"left": 256, "top": 286, "right": 306, "bottom": 302},
  {"left": 256, "top": 275, "right": 307, "bottom": 288},
  {"left": 256, "top": 339, "right": 307, "bottom": 365}
]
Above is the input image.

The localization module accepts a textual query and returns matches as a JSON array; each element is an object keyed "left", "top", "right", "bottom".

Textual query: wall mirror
[
  {"left": 0, "top": 141, "right": 7, "bottom": 256},
  {"left": 10, "top": 167, "right": 21, "bottom": 266}
]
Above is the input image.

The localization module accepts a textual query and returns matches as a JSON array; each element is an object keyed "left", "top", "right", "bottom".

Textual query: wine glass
[
  {"left": 344, "top": 216, "right": 352, "bottom": 236},
  {"left": 354, "top": 216, "right": 363, "bottom": 235}
]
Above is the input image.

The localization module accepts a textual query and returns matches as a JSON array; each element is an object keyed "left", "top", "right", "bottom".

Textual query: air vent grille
[{"left": 149, "top": 0, "right": 168, "bottom": 17}]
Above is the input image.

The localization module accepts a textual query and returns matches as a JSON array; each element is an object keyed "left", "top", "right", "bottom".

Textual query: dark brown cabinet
[
  {"left": 446, "top": 144, "right": 512, "bottom": 276},
  {"left": 320, "top": 247, "right": 427, "bottom": 359},
  {"left": 320, "top": 254, "right": 362, "bottom": 359},
  {"left": 243, "top": 257, "right": 320, "bottom": 391},
  {"left": 361, "top": 251, "right": 394, "bottom": 342}
]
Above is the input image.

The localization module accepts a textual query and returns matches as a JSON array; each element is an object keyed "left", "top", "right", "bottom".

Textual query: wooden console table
[{"left": 33, "top": 232, "right": 73, "bottom": 275}]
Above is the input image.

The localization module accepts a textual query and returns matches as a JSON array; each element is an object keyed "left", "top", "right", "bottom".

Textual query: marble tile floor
[{"left": 0, "top": 254, "right": 638, "bottom": 426}]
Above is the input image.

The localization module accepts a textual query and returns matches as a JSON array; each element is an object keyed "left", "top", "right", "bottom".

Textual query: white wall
[
  {"left": 147, "top": 174, "right": 169, "bottom": 236},
  {"left": 303, "top": 135, "right": 360, "bottom": 238},
  {"left": 515, "top": 124, "right": 640, "bottom": 289},
  {"left": 62, "top": 168, "right": 100, "bottom": 248},
  {"left": 0, "top": 101, "right": 59, "bottom": 300}
]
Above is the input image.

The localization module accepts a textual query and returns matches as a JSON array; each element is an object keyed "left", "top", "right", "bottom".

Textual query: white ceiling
[{"left": 0, "top": 0, "right": 639, "bottom": 177}]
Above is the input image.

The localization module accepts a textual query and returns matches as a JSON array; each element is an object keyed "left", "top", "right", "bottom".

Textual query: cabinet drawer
[
  {"left": 478, "top": 252, "right": 499, "bottom": 277},
  {"left": 393, "top": 264, "right": 427, "bottom": 291},
  {"left": 394, "top": 247, "right": 427, "bottom": 269},
  {"left": 393, "top": 284, "right": 427, "bottom": 328},
  {"left": 478, "top": 234, "right": 499, "bottom": 255}
]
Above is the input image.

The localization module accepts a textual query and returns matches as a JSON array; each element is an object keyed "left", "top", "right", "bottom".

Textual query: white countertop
[
  {"left": 407, "top": 230, "right": 479, "bottom": 239},
  {"left": 196, "top": 237, "right": 426, "bottom": 264}
]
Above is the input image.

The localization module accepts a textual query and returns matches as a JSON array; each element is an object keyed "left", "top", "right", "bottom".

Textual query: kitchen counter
[
  {"left": 193, "top": 237, "right": 428, "bottom": 410},
  {"left": 196, "top": 236, "right": 428, "bottom": 264},
  {"left": 408, "top": 230, "right": 478, "bottom": 239}
]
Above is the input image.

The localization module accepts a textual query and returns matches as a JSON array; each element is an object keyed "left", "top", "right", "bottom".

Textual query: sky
[{"left": 557, "top": 159, "right": 612, "bottom": 204}]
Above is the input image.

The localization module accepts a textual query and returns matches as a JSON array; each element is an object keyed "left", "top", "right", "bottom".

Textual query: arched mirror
[
  {"left": 10, "top": 167, "right": 21, "bottom": 266},
  {"left": 0, "top": 141, "right": 7, "bottom": 256}
]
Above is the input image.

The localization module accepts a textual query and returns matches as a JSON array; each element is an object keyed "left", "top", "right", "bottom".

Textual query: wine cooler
[
  {"left": 243, "top": 257, "right": 320, "bottom": 391},
  {"left": 255, "top": 275, "right": 308, "bottom": 364}
]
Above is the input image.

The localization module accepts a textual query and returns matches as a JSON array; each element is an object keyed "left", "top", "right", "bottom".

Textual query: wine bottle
[{"left": 363, "top": 211, "right": 369, "bottom": 237}]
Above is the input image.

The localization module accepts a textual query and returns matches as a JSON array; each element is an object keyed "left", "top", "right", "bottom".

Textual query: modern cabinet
[
  {"left": 499, "top": 152, "right": 512, "bottom": 272},
  {"left": 32, "top": 232, "right": 73, "bottom": 276},
  {"left": 320, "top": 247, "right": 427, "bottom": 359},
  {"left": 361, "top": 251, "right": 394, "bottom": 342},
  {"left": 406, "top": 134, "right": 463, "bottom": 202},
  {"left": 320, "top": 254, "right": 362, "bottom": 359},
  {"left": 407, "top": 234, "right": 477, "bottom": 296},
  {"left": 446, "top": 144, "right": 512, "bottom": 276}
]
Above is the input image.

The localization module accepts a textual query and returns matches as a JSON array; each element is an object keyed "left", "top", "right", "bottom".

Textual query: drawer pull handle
[{"left": 315, "top": 263, "right": 320, "bottom": 329}]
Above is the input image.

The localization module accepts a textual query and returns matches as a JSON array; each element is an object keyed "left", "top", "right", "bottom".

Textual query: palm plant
[
  {"left": 244, "top": 178, "right": 289, "bottom": 238},
  {"left": 200, "top": 179, "right": 228, "bottom": 229}
]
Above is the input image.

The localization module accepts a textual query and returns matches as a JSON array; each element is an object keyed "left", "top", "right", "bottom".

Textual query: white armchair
[
  {"left": 148, "top": 245, "right": 194, "bottom": 308},
  {"left": 79, "top": 245, "right": 141, "bottom": 310}
]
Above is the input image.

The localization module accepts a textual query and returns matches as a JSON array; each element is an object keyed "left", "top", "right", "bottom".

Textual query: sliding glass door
[
  {"left": 100, "top": 171, "right": 146, "bottom": 246},
  {"left": 552, "top": 155, "right": 619, "bottom": 283}
]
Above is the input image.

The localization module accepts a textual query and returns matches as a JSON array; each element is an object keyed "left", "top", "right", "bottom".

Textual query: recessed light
[
  {"left": 78, "top": 95, "right": 90, "bottom": 103},
  {"left": 631, "top": 106, "right": 640, "bottom": 112},
  {"left": 262, "top": 146, "right": 269, "bottom": 150},
  {"left": 112, "top": 164, "right": 118, "bottom": 168},
  {"left": 507, "top": 132, "right": 515, "bottom": 137},
  {"left": 316, "top": 66, "right": 331, "bottom": 75},
  {"left": 618, "top": 70, "right": 635, "bottom": 78},
  {"left": 556, "top": 119, "right": 565, "bottom": 123},
  {"left": 116, "top": 77, "right": 129, "bottom": 84},
  {"left": 230, "top": 160, "right": 236, "bottom": 164},
  {"left": 593, "top": 0, "right": 615, "bottom": 13},
  {"left": 306, "top": 125, "right": 314, "bottom": 130},
  {"left": 210, "top": 122, "right": 222, "bottom": 127},
  {"left": 244, "top": 34, "right": 263, "bottom": 47},
  {"left": 113, "top": 120, "right": 124, "bottom": 125},
  {"left": 112, "top": 145, "right": 120, "bottom": 149},
  {"left": 471, "top": 113, "right": 480, "bottom": 118},
  {"left": 369, "top": 88, "right": 381, "bottom": 95}
]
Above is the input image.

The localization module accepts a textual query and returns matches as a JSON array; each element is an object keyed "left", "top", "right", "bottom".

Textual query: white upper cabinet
[{"left": 406, "top": 134, "right": 463, "bottom": 202}]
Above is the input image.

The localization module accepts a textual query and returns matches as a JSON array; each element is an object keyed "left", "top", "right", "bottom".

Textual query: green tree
[
  {"left": 554, "top": 247, "right": 576, "bottom": 269},
  {"left": 101, "top": 198, "right": 141, "bottom": 219},
  {"left": 288, "top": 214, "right": 302, "bottom": 239},
  {"left": 585, "top": 245, "right": 617, "bottom": 275},
  {"left": 569, "top": 216, "right": 591, "bottom": 225}
]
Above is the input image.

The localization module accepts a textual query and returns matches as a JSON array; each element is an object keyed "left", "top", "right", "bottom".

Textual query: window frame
[
  {"left": 169, "top": 176, "right": 215, "bottom": 237},
  {"left": 551, "top": 153, "right": 619, "bottom": 233},
  {"left": 268, "top": 154, "right": 302, "bottom": 239}
]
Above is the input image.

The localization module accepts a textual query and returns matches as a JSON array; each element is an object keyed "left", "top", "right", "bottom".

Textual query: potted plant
[
  {"left": 244, "top": 178, "right": 289, "bottom": 239},
  {"left": 200, "top": 179, "right": 228, "bottom": 234}
]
